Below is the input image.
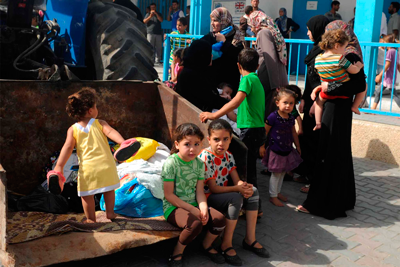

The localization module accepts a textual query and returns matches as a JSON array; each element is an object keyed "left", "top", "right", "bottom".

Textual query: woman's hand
[
  {"left": 299, "top": 99, "right": 305, "bottom": 113},
  {"left": 311, "top": 86, "right": 322, "bottom": 101},
  {"left": 199, "top": 112, "right": 215, "bottom": 123},
  {"left": 321, "top": 82, "right": 328, "bottom": 93},
  {"left": 215, "top": 32, "right": 226, "bottom": 43}
]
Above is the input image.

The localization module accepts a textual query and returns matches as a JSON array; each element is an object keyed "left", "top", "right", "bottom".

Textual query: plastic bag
[{"left": 100, "top": 177, "right": 163, "bottom": 218}]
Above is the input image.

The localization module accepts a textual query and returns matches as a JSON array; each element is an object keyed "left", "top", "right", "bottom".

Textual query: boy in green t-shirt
[{"left": 200, "top": 48, "right": 266, "bottom": 215}]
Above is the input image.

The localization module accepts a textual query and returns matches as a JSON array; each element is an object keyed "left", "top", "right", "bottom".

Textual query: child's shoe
[
  {"left": 46, "top": 170, "right": 66, "bottom": 195},
  {"left": 114, "top": 138, "right": 141, "bottom": 162}
]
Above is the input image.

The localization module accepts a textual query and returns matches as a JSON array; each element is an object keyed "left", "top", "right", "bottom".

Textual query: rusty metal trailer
[{"left": 0, "top": 81, "right": 247, "bottom": 266}]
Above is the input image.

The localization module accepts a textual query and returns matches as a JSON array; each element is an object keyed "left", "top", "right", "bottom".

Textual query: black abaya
[{"left": 302, "top": 53, "right": 365, "bottom": 220}]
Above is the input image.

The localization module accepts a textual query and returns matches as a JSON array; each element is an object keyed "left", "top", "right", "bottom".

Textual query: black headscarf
[
  {"left": 304, "top": 15, "right": 330, "bottom": 65},
  {"left": 182, "top": 40, "right": 212, "bottom": 69}
]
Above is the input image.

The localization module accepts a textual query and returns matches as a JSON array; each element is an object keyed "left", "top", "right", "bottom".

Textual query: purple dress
[{"left": 262, "top": 111, "right": 302, "bottom": 173}]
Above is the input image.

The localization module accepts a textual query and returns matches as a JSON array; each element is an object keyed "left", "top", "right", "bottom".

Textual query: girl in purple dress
[{"left": 261, "top": 89, "right": 302, "bottom": 207}]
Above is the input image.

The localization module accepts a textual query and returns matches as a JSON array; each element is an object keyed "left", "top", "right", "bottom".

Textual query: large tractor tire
[{"left": 86, "top": 1, "right": 158, "bottom": 81}]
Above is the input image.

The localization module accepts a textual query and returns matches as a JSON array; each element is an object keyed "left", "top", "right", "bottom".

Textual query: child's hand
[
  {"left": 190, "top": 206, "right": 202, "bottom": 220},
  {"left": 259, "top": 145, "right": 266, "bottom": 158},
  {"left": 199, "top": 112, "right": 215, "bottom": 123},
  {"left": 243, "top": 186, "right": 254, "bottom": 198},
  {"left": 297, "top": 128, "right": 303, "bottom": 136},
  {"left": 375, "top": 74, "right": 382, "bottom": 84},
  {"left": 186, "top": 39, "right": 191, "bottom": 44},
  {"left": 321, "top": 82, "right": 329, "bottom": 93},
  {"left": 199, "top": 206, "right": 208, "bottom": 225}
]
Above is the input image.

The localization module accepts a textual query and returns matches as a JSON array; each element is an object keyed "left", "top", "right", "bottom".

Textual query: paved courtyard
[{"left": 53, "top": 157, "right": 400, "bottom": 267}]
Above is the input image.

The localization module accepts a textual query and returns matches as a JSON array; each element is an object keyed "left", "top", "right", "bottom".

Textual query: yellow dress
[{"left": 73, "top": 118, "right": 120, "bottom": 197}]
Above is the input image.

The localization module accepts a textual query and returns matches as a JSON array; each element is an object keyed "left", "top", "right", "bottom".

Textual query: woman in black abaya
[
  {"left": 297, "top": 21, "right": 366, "bottom": 220},
  {"left": 296, "top": 15, "right": 329, "bottom": 186}
]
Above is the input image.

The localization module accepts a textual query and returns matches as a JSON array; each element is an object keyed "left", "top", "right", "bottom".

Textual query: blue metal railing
[{"left": 162, "top": 34, "right": 400, "bottom": 117}]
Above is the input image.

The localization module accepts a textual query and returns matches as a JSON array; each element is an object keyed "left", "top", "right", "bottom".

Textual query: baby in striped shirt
[{"left": 312, "top": 29, "right": 364, "bottom": 130}]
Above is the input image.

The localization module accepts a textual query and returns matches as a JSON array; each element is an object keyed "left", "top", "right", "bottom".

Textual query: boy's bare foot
[
  {"left": 84, "top": 219, "right": 96, "bottom": 224},
  {"left": 313, "top": 123, "right": 321, "bottom": 131},
  {"left": 278, "top": 193, "right": 288, "bottom": 202},
  {"left": 351, "top": 106, "right": 361, "bottom": 115},
  {"left": 270, "top": 197, "right": 284, "bottom": 207},
  {"left": 106, "top": 211, "right": 117, "bottom": 220}
]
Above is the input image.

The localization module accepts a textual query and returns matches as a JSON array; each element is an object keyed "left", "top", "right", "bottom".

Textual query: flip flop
[
  {"left": 46, "top": 170, "right": 66, "bottom": 194},
  {"left": 114, "top": 138, "right": 141, "bottom": 162},
  {"left": 295, "top": 206, "right": 310, "bottom": 214},
  {"left": 300, "top": 184, "right": 310, "bottom": 193}
]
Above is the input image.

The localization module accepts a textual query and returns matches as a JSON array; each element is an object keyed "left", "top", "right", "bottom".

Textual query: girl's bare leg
[
  {"left": 314, "top": 95, "right": 325, "bottom": 131},
  {"left": 103, "top": 190, "right": 117, "bottom": 220},
  {"left": 352, "top": 89, "right": 367, "bottom": 115},
  {"left": 245, "top": 210, "right": 263, "bottom": 248},
  {"left": 81, "top": 195, "right": 96, "bottom": 223},
  {"left": 221, "top": 219, "right": 238, "bottom": 256}
]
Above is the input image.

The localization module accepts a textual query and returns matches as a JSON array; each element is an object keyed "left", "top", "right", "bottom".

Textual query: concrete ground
[{"left": 53, "top": 157, "right": 400, "bottom": 267}]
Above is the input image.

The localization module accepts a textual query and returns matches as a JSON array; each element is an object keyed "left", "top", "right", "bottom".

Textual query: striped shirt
[{"left": 315, "top": 54, "right": 352, "bottom": 83}]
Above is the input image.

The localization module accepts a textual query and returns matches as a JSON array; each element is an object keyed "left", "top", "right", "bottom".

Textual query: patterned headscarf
[
  {"left": 325, "top": 20, "right": 363, "bottom": 63},
  {"left": 210, "top": 7, "right": 244, "bottom": 47},
  {"left": 249, "top": 11, "right": 287, "bottom": 65}
]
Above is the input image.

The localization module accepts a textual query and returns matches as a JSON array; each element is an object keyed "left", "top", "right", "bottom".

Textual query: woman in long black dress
[
  {"left": 201, "top": 7, "right": 244, "bottom": 94},
  {"left": 297, "top": 21, "right": 366, "bottom": 220},
  {"left": 296, "top": 15, "right": 330, "bottom": 187}
]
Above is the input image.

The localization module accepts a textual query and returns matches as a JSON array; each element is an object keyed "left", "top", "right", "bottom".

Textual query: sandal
[
  {"left": 204, "top": 246, "right": 225, "bottom": 264},
  {"left": 114, "top": 138, "right": 141, "bottom": 162},
  {"left": 242, "top": 240, "right": 270, "bottom": 258},
  {"left": 295, "top": 206, "right": 310, "bottom": 214},
  {"left": 221, "top": 247, "right": 242, "bottom": 266},
  {"left": 300, "top": 184, "right": 310, "bottom": 194},
  {"left": 293, "top": 175, "right": 309, "bottom": 183},
  {"left": 168, "top": 254, "right": 183, "bottom": 267},
  {"left": 46, "top": 170, "right": 66, "bottom": 195}
]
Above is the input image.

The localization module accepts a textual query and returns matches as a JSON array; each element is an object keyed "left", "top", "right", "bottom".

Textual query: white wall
[
  {"left": 246, "top": 0, "right": 293, "bottom": 19},
  {"left": 337, "top": 0, "right": 356, "bottom": 23}
]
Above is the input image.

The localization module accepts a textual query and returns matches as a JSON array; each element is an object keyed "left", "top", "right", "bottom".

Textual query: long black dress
[
  {"left": 201, "top": 32, "right": 244, "bottom": 94},
  {"left": 302, "top": 53, "right": 366, "bottom": 220}
]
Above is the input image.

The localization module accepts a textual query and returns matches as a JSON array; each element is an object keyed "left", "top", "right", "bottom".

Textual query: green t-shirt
[
  {"left": 237, "top": 72, "right": 265, "bottom": 128},
  {"left": 162, "top": 153, "right": 205, "bottom": 219}
]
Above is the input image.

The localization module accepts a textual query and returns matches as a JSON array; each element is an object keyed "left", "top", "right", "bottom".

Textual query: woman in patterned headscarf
[
  {"left": 201, "top": 7, "right": 244, "bottom": 94},
  {"left": 249, "top": 11, "right": 288, "bottom": 119},
  {"left": 296, "top": 20, "right": 366, "bottom": 220}
]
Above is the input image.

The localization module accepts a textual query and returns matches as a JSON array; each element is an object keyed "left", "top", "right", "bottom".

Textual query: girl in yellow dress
[{"left": 52, "top": 88, "right": 135, "bottom": 223}]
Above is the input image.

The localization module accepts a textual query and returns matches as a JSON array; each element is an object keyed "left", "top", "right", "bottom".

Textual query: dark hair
[
  {"left": 150, "top": 3, "right": 156, "bottom": 6},
  {"left": 331, "top": 1, "right": 340, "bottom": 7},
  {"left": 319, "top": 29, "right": 349, "bottom": 51},
  {"left": 218, "top": 82, "right": 233, "bottom": 90},
  {"left": 172, "top": 0, "right": 179, "bottom": 4},
  {"left": 177, "top": 17, "right": 188, "bottom": 26},
  {"left": 275, "top": 88, "right": 297, "bottom": 102},
  {"left": 284, "top": 85, "right": 302, "bottom": 102},
  {"left": 207, "top": 119, "right": 233, "bottom": 136},
  {"left": 66, "top": 88, "right": 97, "bottom": 120},
  {"left": 173, "top": 48, "right": 184, "bottom": 60},
  {"left": 391, "top": 2, "right": 400, "bottom": 12},
  {"left": 186, "top": 5, "right": 190, "bottom": 9},
  {"left": 382, "top": 33, "right": 396, "bottom": 43},
  {"left": 170, "top": 123, "right": 204, "bottom": 154},
  {"left": 244, "top": 6, "right": 253, "bottom": 15},
  {"left": 238, "top": 48, "right": 259, "bottom": 72}
]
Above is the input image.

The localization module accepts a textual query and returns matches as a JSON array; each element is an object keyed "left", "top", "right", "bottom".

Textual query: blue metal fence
[{"left": 162, "top": 34, "right": 400, "bottom": 117}]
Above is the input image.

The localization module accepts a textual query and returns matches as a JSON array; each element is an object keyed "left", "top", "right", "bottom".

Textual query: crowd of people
[{"left": 47, "top": 2, "right": 398, "bottom": 267}]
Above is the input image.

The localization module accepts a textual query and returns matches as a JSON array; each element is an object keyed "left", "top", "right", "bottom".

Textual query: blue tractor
[{"left": 0, "top": 0, "right": 158, "bottom": 81}]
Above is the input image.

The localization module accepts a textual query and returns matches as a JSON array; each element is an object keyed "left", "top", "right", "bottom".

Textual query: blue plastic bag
[{"left": 100, "top": 177, "right": 163, "bottom": 218}]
